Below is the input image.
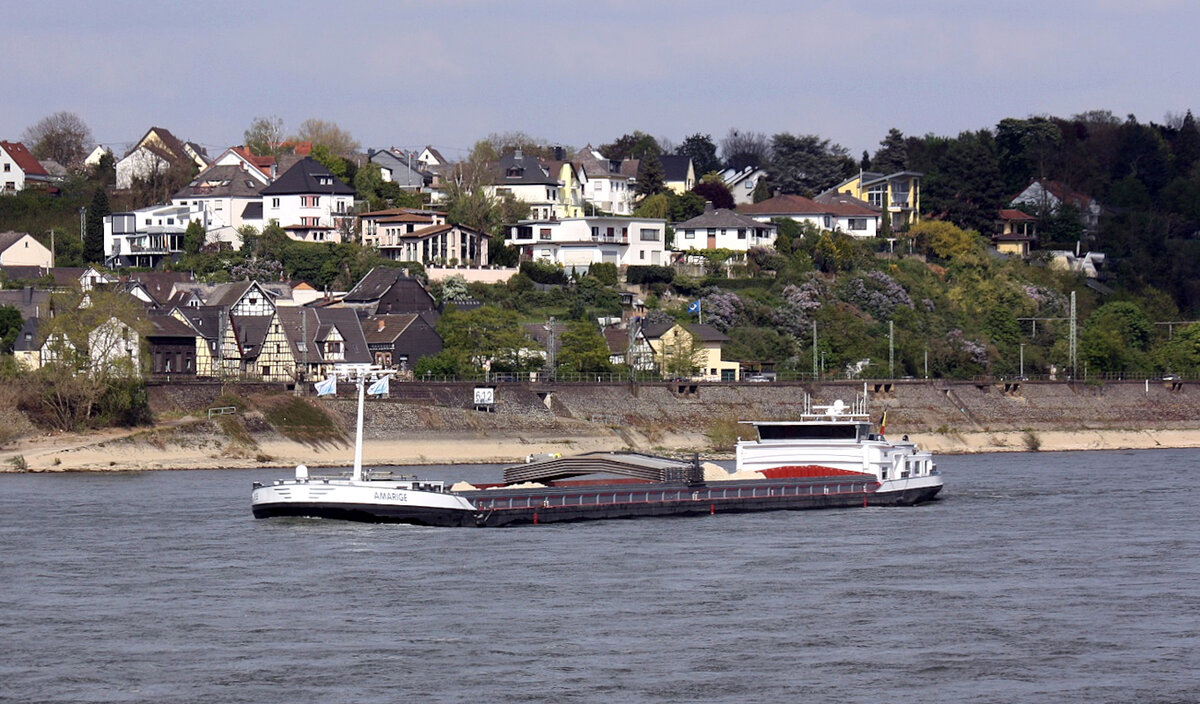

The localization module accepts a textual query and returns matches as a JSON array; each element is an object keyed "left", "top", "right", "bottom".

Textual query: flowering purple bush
[
  {"left": 946, "top": 329, "right": 989, "bottom": 367},
  {"left": 838, "top": 271, "right": 913, "bottom": 319},
  {"left": 1023, "top": 285, "right": 1067, "bottom": 315},
  {"left": 775, "top": 279, "right": 825, "bottom": 335},
  {"left": 700, "top": 291, "right": 743, "bottom": 332}
]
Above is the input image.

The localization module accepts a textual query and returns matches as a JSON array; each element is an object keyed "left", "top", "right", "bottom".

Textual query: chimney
[
  {"left": 514, "top": 148, "right": 523, "bottom": 161},
  {"left": 553, "top": 146, "right": 565, "bottom": 160},
  {"left": 377, "top": 319, "right": 385, "bottom": 332},
  {"left": 704, "top": 201, "right": 714, "bottom": 213}
]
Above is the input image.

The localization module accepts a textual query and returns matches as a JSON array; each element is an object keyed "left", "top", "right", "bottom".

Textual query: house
[
  {"left": 115, "top": 127, "right": 208, "bottom": 190},
  {"left": 368, "top": 149, "right": 429, "bottom": 191},
  {"left": 361, "top": 313, "right": 443, "bottom": 371},
  {"left": 813, "top": 192, "right": 882, "bottom": 237},
  {"left": 541, "top": 151, "right": 586, "bottom": 219},
  {"left": 0, "top": 231, "right": 53, "bottom": 268},
  {"left": 0, "top": 141, "right": 52, "bottom": 192},
  {"left": 506, "top": 216, "right": 668, "bottom": 268},
  {"left": 380, "top": 222, "right": 490, "bottom": 266},
  {"left": 120, "top": 271, "right": 198, "bottom": 307},
  {"left": 13, "top": 317, "right": 41, "bottom": 370},
  {"left": 86, "top": 317, "right": 142, "bottom": 377},
  {"left": 216, "top": 146, "right": 276, "bottom": 181},
  {"left": 486, "top": 149, "right": 573, "bottom": 220},
  {"left": 720, "top": 166, "right": 768, "bottom": 205},
  {"left": 260, "top": 157, "right": 356, "bottom": 243},
  {"left": 341, "top": 266, "right": 437, "bottom": 316},
  {"left": 660, "top": 155, "right": 696, "bottom": 194},
  {"left": 145, "top": 313, "right": 199, "bottom": 375},
  {"left": 275, "top": 306, "right": 372, "bottom": 382},
  {"left": 575, "top": 146, "right": 635, "bottom": 216},
  {"left": 641, "top": 321, "right": 739, "bottom": 381},
  {"left": 603, "top": 324, "right": 655, "bottom": 371},
  {"left": 104, "top": 202, "right": 207, "bottom": 269},
  {"left": 1010, "top": 179, "right": 1103, "bottom": 233},
  {"left": 993, "top": 209, "right": 1039, "bottom": 257},
  {"left": 171, "top": 163, "right": 269, "bottom": 248},
  {"left": 1049, "top": 250, "right": 1106, "bottom": 279},
  {"left": 416, "top": 146, "right": 448, "bottom": 169},
  {"left": 673, "top": 204, "right": 777, "bottom": 252},
  {"left": 361, "top": 207, "right": 444, "bottom": 249},
  {"left": 823, "top": 170, "right": 922, "bottom": 231},
  {"left": 83, "top": 145, "right": 114, "bottom": 168}
]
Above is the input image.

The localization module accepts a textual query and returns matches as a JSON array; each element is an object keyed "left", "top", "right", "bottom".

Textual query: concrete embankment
[{"left": 6, "top": 379, "right": 1200, "bottom": 472}]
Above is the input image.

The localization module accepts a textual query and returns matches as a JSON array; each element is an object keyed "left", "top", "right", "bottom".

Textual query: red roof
[
  {"left": 0, "top": 141, "right": 48, "bottom": 177},
  {"left": 998, "top": 209, "right": 1037, "bottom": 221},
  {"left": 738, "top": 194, "right": 826, "bottom": 215}
]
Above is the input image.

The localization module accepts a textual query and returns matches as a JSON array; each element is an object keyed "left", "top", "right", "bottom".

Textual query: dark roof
[
  {"left": 175, "top": 306, "right": 222, "bottom": 340},
  {"left": 13, "top": 317, "right": 40, "bottom": 352},
  {"left": 344, "top": 267, "right": 414, "bottom": 302},
  {"left": 493, "top": 150, "right": 558, "bottom": 186},
  {"left": 422, "top": 146, "right": 447, "bottom": 164},
  {"left": 122, "top": 271, "right": 196, "bottom": 306},
  {"left": 659, "top": 155, "right": 693, "bottom": 182},
  {"left": 361, "top": 313, "right": 418, "bottom": 344},
  {"left": 685, "top": 323, "right": 729, "bottom": 343},
  {"left": 260, "top": 157, "right": 355, "bottom": 196},
  {"left": 603, "top": 326, "right": 629, "bottom": 355},
  {"left": 231, "top": 315, "right": 272, "bottom": 358},
  {"left": 125, "top": 127, "right": 190, "bottom": 162},
  {"left": 146, "top": 314, "right": 198, "bottom": 338},
  {"left": 241, "top": 202, "right": 263, "bottom": 220},
  {"left": 813, "top": 192, "right": 879, "bottom": 216},
  {"left": 674, "top": 207, "right": 768, "bottom": 230},
  {"left": 640, "top": 321, "right": 676, "bottom": 339},
  {"left": 276, "top": 306, "right": 371, "bottom": 364},
  {"left": 0, "top": 287, "right": 52, "bottom": 319},
  {"left": 0, "top": 264, "right": 49, "bottom": 281},
  {"left": 174, "top": 164, "right": 265, "bottom": 199},
  {"left": 0, "top": 231, "right": 41, "bottom": 252}
]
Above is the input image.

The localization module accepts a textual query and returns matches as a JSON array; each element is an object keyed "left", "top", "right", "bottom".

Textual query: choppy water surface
[{"left": 2, "top": 450, "right": 1199, "bottom": 703}]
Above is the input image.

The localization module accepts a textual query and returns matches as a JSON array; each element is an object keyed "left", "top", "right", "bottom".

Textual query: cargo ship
[{"left": 250, "top": 371, "right": 941, "bottom": 527}]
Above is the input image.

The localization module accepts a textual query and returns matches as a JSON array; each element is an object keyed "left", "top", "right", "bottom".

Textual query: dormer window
[
  {"left": 317, "top": 176, "right": 332, "bottom": 185},
  {"left": 506, "top": 167, "right": 523, "bottom": 178}
]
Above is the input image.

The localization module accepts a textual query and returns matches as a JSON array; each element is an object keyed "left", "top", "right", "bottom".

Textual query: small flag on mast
[
  {"left": 314, "top": 376, "right": 337, "bottom": 396},
  {"left": 367, "top": 376, "right": 390, "bottom": 396},
  {"left": 879, "top": 410, "right": 888, "bottom": 435},
  {"left": 687, "top": 300, "right": 701, "bottom": 315}
]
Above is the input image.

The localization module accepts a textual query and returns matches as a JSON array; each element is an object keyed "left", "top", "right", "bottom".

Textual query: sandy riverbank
[{"left": 4, "top": 424, "right": 1200, "bottom": 473}]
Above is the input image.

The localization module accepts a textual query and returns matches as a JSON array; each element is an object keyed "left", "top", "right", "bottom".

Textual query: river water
[{"left": 2, "top": 449, "right": 1198, "bottom": 703}]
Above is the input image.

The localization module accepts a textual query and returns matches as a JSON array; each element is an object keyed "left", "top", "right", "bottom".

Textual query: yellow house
[
  {"left": 643, "top": 321, "right": 740, "bottom": 381},
  {"left": 828, "top": 170, "right": 922, "bottom": 231},
  {"left": 993, "top": 209, "right": 1038, "bottom": 257}
]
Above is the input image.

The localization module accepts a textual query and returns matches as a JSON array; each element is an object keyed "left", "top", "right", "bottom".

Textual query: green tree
[
  {"left": 599, "top": 131, "right": 661, "bottom": 161},
  {"left": 183, "top": 220, "right": 205, "bottom": 255},
  {"left": 84, "top": 187, "right": 110, "bottom": 264},
  {"left": 557, "top": 321, "right": 613, "bottom": 374},
  {"left": 310, "top": 143, "right": 350, "bottom": 182},
  {"left": 751, "top": 177, "right": 771, "bottom": 203},
  {"left": 767, "top": 132, "right": 855, "bottom": 196},
  {"left": 691, "top": 181, "right": 734, "bottom": 209},
  {"left": 636, "top": 153, "right": 666, "bottom": 198},
  {"left": 677, "top": 133, "right": 721, "bottom": 176},
  {"left": 438, "top": 305, "right": 532, "bottom": 373},
  {"left": 0, "top": 305, "right": 22, "bottom": 353},
  {"left": 872, "top": 128, "right": 908, "bottom": 173},
  {"left": 909, "top": 220, "right": 985, "bottom": 261},
  {"left": 1079, "top": 301, "right": 1153, "bottom": 373},
  {"left": 660, "top": 326, "right": 704, "bottom": 378}
]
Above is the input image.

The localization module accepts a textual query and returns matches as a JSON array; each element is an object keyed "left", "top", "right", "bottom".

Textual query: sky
[{"left": 5, "top": 0, "right": 1198, "bottom": 162}]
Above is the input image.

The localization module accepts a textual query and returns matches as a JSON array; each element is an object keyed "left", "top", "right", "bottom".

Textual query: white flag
[
  {"left": 314, "top": 376, "right": 337, "bottom": 396},
  {"left": 367, "top": 376, "right": 389, "bottom": 396}
]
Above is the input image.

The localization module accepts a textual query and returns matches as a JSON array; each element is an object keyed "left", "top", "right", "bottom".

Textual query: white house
[
  {"left": 739, "top": 193, "right": 881, "bottom": 238},
  {"left": 575, "top": 146, "right": 635, "bottom": 216},
  {"left": 0, "top": 231, "right": 53, "bottom": 268},
  {"left": 1, "top": 141, "right": 52, "bottom": 193},
  {"left": 673, "top": 204, "right": 777, "bottom": 252},
  {"left": 115, "top": 127, "right": 209, "bottom": 190},
  {"left": 260, "top": 157, "right": 356, "bottom": 243},
  {"left": 1011, "top": 179, "right": 1103, "bottom": 233},
  {"left": 720, "top": 166, "right": 768, "bottom": 205},
  {"left": 104, "top": 202, "right": 207, "bottom": 269},
  {"left": 486, "top": 149, "right": 572, "bottom": 221},
  {"left": 171, "top": 162, "right": 268, "bottom": 249},
  {"left": 506, "top": 216, "right": 668, "bottom": 269}
]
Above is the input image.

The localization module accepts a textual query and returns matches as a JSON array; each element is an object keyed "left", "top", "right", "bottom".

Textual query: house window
[
  {"left": 591, "top": 227, "right": 599, "bottom": 238},
  {"left": 737, "top": 228, "right": 746, "bottom": 239},
  {"left": 685, "top": 229, "right": 695, "bottom": 239},
  {"left": 3, "top": 163, "right": 10, "bottom": 172},
  {"left": 540, "top": 228, "right": 551, "bottom": 240},
  {"left": 707, "top": 228, "right": 715, "bottom": 238},
  {"left": 849, "top": 218, "right": 867, "bottom": 230},
  {"left": 639, "top": 250, "right": 645, "bottom": 260},
  {"left": 271, "top": 198, "right": 280, "bottom": 208}
]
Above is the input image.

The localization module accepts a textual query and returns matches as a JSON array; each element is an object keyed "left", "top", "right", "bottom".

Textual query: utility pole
[
  {"left": 888, "top": 320, "right": 895, "bottom": 379},
  {"left": 1069, "top": 291, "right": 1077, "bottom": 379},
  {"left": 545, "top": 316, "right": 556, "bottom": 380},
  {"left": 811, "top": 320, "right": 818, "bottom": 379},
  {"left": 1019, "top": 343, "right": 1025, "bottom": 378},
  {"left": 48, "top": 229, "right": 55, "bottom": 268}
]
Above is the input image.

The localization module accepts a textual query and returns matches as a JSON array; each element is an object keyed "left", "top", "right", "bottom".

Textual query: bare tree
[
  {"left": 720, "top": 128, "right": 770, "bottom": 172},
  {"left": 292, "top": 118, "right": 360, "bottom": 156},
  {"left": 21, "top": 111, "right": 93, "bottom": 168},
  {"left": 244, "top": 115, "right": 287, "bottom": 156}
]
